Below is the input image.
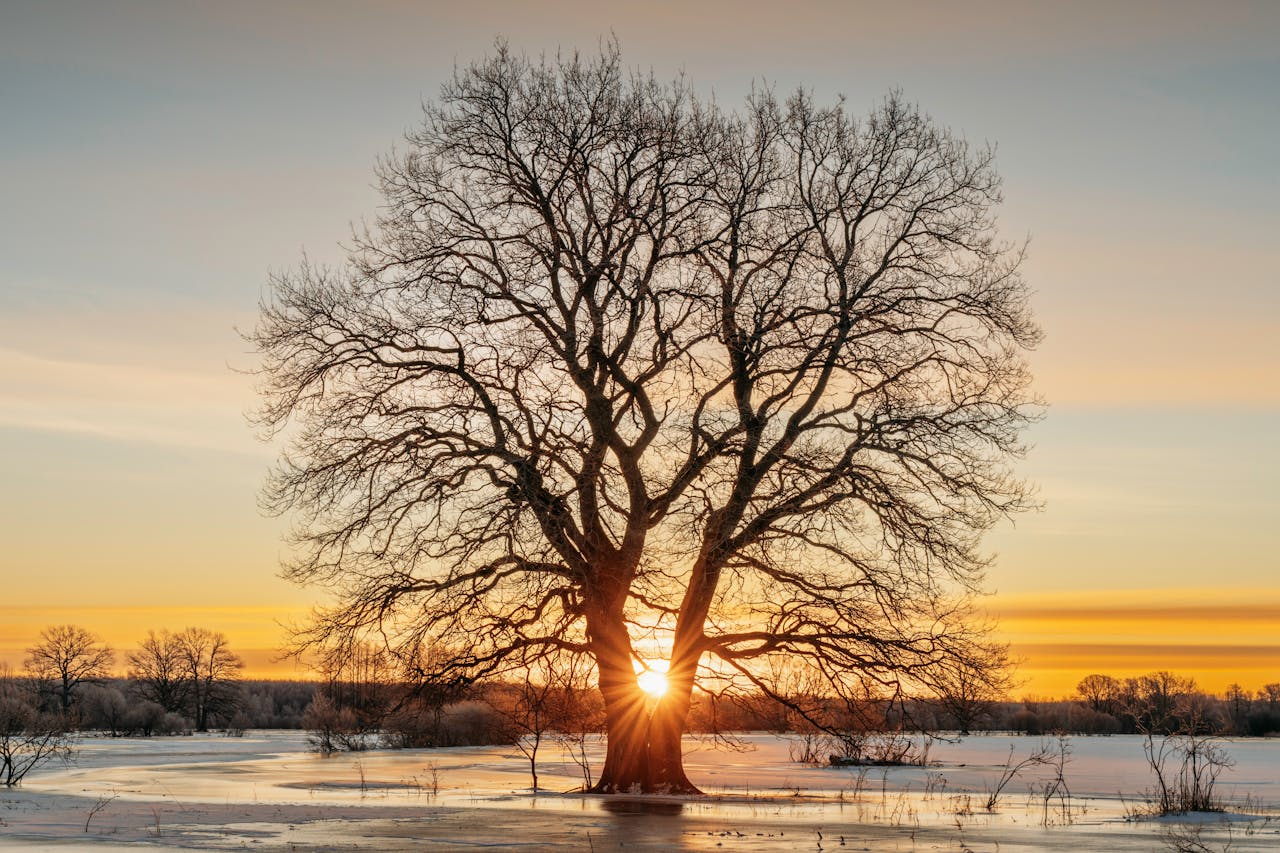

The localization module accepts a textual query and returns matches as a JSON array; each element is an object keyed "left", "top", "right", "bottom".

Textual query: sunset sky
[{"left": 3, "top": 1, "right": 1277, "bottom": 697}]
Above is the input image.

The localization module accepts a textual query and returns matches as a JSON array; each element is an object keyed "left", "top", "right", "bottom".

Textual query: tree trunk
[
  {"left": 583, "top": 604, "right": 696, "bottom": 788},
  {"left": 589, "top": 679, "right": 699, "bottom": 793},
  {"left": 586, "top": 622, "right": 700, "bottom": 794}
]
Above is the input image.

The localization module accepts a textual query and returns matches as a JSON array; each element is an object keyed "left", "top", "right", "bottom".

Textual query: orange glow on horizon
[
  {"left": 0, "top": 604, "right": 315, "bottom": 680},
  {"left": 993, "top": 588, "right": 1280, "bottom": 697},
  {"left": 3, "top": 589, "right": 1277, "bottom": 696}
]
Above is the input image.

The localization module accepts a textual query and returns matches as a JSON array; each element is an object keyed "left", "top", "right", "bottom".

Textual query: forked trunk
[
  {"left": 589, "top": 672, "right": 699, "bottom": 794},
  {"left": 585, "top": 616, "right": 701, "bottom": 795}
]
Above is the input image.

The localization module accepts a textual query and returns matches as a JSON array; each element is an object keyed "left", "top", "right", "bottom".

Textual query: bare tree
[
  {"left": 1076, "top": 673, "right": 1122, "bottom": 716},
  {"left": 252, "top": 43, "right": 1038, "bottom": 793},
  {"left": 175, "top": 628, "right": 244, "bottom": 731},
  {"left": 1124, "top": 671, "right": 1200, "bottom": 735},
  {"left": 491, "top": 661, "right": 557, "bottom": 791},
  {"left": 926, "top": 655, "right": 1010, "bottom": 735},
  {"left": 1261, "top": 682, "right": 1280, "bottom": 712},
  {"left": 24, "top": 625, "right": 114, "bottom": 717},
  {"left": 316, "top": 640, "right": 397, "bottom": 730},
  {"left": 1223, "top": 683, "right": 1251, "bottom": 735},
  {"left": 127, "top": 629, "right": 190, "bottom": 713},
  {"left": 546, "top": 654, "right": 606, "bottom": 790}
]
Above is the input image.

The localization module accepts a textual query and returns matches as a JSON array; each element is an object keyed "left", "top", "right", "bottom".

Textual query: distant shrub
[
  {"left": 81, "top": 686, "right": 132, "bottom": 736},
  {"left": 440, "top": 700, "right": 517, "bottom": 746},
  {"left": 157, "top": 712, "right": 193, "bottom": 736},
  {"left": 126, "top": 702, "right": 167, "bottom": 736},
  {"left": 1010, "top": 709, "right": 1043, "bottom": 735},
  {"left": 302, "top": 694, "right": 370, "bottom": 753},
  {"left": 1068, "top": 708, "right": 1121, "bottom": 735}
]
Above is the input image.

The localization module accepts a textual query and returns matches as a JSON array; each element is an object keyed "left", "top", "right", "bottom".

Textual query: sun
[{"left": 635, "top": 660, "right": 669, "bottom": 698}]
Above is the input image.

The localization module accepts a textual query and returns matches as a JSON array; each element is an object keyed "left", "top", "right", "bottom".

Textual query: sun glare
[{"left": 635, "top": 660, "right": 670, "bottom": 698}]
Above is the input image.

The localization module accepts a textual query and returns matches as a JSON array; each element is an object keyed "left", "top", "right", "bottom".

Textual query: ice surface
[{"left": 2, "top": 731, "right": 1277, "bottom": 850}]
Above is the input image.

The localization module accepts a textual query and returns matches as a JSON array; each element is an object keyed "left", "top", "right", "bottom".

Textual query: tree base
[{"left": 586, "top": 779, "right": 704, "bottom": 796}]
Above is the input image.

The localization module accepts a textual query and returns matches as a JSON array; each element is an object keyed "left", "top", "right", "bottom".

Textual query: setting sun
[{"left": 636, "top": 661, "right": 669, "bottom": 698}]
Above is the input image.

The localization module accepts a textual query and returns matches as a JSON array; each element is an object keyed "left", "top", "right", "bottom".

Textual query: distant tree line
[
  {"left": 925, "top": 671, "right": 1280, "bottom": 738},
  {"left": 4, "top": 624, "right": 249, "bottom": 737}
]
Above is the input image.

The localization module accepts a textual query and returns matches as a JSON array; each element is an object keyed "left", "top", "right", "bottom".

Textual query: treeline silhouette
[
  {"left": 6, "top": 626, "right": 1278, "bottom": 745},
  {"left": 995, "top": 672, "right": 1280, "bottom": 738},
  {"left": 2, "top": 624, "right": 296, "bottom": 736}
]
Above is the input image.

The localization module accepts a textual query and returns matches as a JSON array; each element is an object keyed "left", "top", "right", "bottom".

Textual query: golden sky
[
  {"left": 2, "top": 1, "right": 1277, "bottom": 698},
  {"left": 993, "top": 590, "right": 1280, "bottom": 697}
]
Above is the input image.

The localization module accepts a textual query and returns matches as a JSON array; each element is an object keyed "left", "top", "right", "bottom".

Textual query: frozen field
[{"left": 2, "top": 730, "right": 1278, "bottom": 850}]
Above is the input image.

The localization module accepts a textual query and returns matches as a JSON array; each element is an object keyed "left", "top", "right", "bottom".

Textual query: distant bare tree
[
  {"left": 127, "top": 629, "right": 190, "bottom": 713},
  {"left": 24, "top": 625, "right": 113, "bottom": 716},
  {"left": 1076, "top": 673, "right": 1122, "bottom": 716},
  {"left": 176, "top": 628, "right": 243, "bottom": 731},
  {"left": 1224, "top": 683, "right": 1251, "bottom": 735},
  {"left": 253, "top": 42, "right": 1038, "bottom": 793},
  {"left": 1124, "top": 671, "right": 1199, "bottom": 735},
  {"left": 316, "top": 640, "right": 396, "bottom": 730}
]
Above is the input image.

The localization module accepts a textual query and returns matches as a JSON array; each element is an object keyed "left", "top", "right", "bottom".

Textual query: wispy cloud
[{"left": 0, "top": 347, "right": 264, "bottom": 455}]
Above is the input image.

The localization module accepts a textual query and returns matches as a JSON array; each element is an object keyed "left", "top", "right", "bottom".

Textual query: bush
[
  {"left": 125, "top": 702, "right": 168, "bottom": 736},
  {"left": 0, "top": 696, "right": 73, "bottom": 786},
  {"left": 1009, "top": 709, "right": 1042, "bottom": 735},
  {"left": 81, "top": 686, "right": 132, "bottom": 736},
  {"left": 302, "top": 694, "right": 370, "bottom": 753},
  {"left": 1143, "top": 732, "right": 1234, "bottom": 814},
  {"left": 157, "top": 712, "right": 193, "bottom": 736}
]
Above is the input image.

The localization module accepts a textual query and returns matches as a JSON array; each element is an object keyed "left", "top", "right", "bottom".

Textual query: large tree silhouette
[{"left": 253, "top": 43, "right": 1039, "bottom": 794}]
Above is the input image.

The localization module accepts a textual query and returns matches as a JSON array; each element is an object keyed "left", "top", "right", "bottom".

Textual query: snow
[{"left": 1, "top": 731, "right": 1277, "bottom": 850}]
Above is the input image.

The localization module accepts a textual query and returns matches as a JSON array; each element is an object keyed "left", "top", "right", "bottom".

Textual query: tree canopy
[{"left": 253, "top": 42, "right": 1039, "bottom": 793}]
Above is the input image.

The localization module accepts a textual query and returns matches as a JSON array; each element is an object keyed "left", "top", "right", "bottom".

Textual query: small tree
[
  {"left": 547, "top": 655, "right": 606, "bottom": 790},
  {"left": 24, "top": 625, "right": 114, "bottom": 717},
  {"left": 492, "top": 666, "right": 556, "bottom": 791}
]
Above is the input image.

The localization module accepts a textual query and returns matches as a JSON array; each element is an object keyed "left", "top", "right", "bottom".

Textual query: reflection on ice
[{"left": 599, "top": 797, "right": 685, "bottom": 816}]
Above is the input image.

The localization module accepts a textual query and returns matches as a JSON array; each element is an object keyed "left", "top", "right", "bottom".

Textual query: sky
[{"left": 2, "top": 0, "right": 1277, "bottom": 697}]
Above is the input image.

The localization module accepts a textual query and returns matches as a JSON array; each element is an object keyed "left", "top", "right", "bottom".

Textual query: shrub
[
  {"left": 0, "top": 696, "right": 73, "bottom": 786},
  {"left": 302, "top": 694, "right": 369, "bottom": 753}
]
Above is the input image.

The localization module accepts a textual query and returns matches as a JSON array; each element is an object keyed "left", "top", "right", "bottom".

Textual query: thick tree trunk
[
  {"left": 585, "top": 613, "right": 700, "bottom": 794},
  {"left": 589, "top": 675, "right": 699, "bottom": 794}
]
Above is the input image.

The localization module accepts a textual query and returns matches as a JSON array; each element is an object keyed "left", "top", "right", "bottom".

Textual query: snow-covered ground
[{"left": 2, "top": 731, "right": 1277, "bottom": 850}]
